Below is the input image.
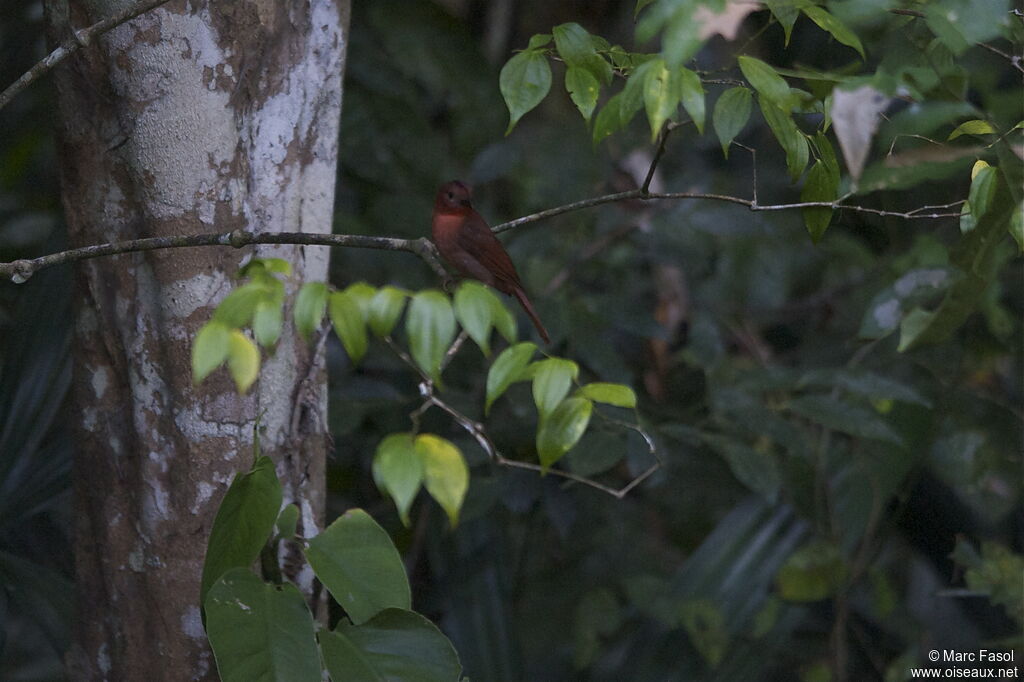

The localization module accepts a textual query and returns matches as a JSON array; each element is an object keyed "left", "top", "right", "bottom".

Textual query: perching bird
[{"left": 431, "top": 181, "right": 550, "bottom": 344}]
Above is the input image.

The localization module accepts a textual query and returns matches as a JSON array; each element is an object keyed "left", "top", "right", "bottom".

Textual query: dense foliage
[{"left": 1, "top": 0, "right": 1021, "bottom": 680}]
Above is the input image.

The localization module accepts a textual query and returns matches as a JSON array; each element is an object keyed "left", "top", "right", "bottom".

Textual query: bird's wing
[{"left": 454, "top": 211, "right": 524, "bottom": 292}]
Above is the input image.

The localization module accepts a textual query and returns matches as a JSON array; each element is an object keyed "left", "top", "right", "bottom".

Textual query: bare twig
[
  {"left": 642, "top": 121, "right": 683, "bottom": 194},
  {"left": 889, "top": 8, "right": 925, "bottom": 18},
  {"left": 978, "top": 42, "right": 1024, "bottom": 74},
  {"left": 0, "top": 0, "right": 174, "bottom": 113},
  {"left": 384, "top": 326, "right": 661, "bottom": 499},
  {"left": 2, "top": 187, "right": 965, "bottom": 282},
  {"left": 0, "top": 229, "right": 449, "bottom": 283}
]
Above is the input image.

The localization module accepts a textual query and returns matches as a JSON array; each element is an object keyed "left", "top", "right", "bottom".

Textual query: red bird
[{"left": 431, "top": 180, "right": 550, "bottom": 344}]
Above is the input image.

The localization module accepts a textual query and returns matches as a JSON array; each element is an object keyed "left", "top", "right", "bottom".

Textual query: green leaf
[
  {"left": 329, "top": 291, "right": 369, "bottom": 365},
  {"left": 899, "top": 171, "right": 1016, "bottom": 350},
  {"left": 634, "top": 0, "right": 658, "bottom": 19},
  {"left": 454, "top": 281, "right": 497, "bottom": 356},
  {"left": 373, "top": 434, "right": 423, "bottom": 526},
  {"left": 800, "top": 6, "right": 865, "bottom": 58},
  {"left": 553, "top": 22, "right": 613, "bottom": 85},
  {"left": 293, "top": 281, "right": 328, "bottom": 341},
  {"left": 643, "top": 58, "right": 679, "bottom": 141},
  {"left": 192, "top": 321, "right": 231, "bottom": 384},
  {"left": 406, "top": 290, "right": 457, "bottom": 386},
  {"left": 1010, "top": 200, "right": 1024, "bottom": 254},
  {"left": 738, "top": 56, "right": 791, "bottom": 107},
  {"left": 712, "top": 87, "right": 753, "bottom": 157},
  {"left": 239, "top": 257, "right": 292, "bottom": 277},
  {"left": 304, "top": 508, "right": 411, "bottom": 625},
  {"left": 787, "top": 395, "right": 903, "bottom": 444},
  {"left": 593, "top": 58, "right": 655, "bottom": 145},
  {"left": 416, "top": 434, "right": 469, "bottom": 527},
  {"left": 800, "top": 161, "right": 837, "bottom": 242},
  {"left": 200, "top": 456, "right": 283, "bottom": 607},
  {"left": 205, "top": 569, "right": 320, "bottom": 682},
  {"left": 948, "top": 119, "right": 997, "bottom": 140},
  {"left": 701, "top": 434, "right": 781, "bottom": 504},
  {"left": 252, "top": 299, "right": 283, "bottom": 348},
  {"left": 275, "top": 504, "right": 299, "bottom": 541},
  {"left": 858, "top": 268, "right": 955, "bottom": 340},
  {"left": 531, "top": 357, "right": 580, "bottom": 419},
  {"left": 812, "top": 129, "right": 841, "bottom": 183},
  {"left": 764, "top": 0, "right": 808, "bottom": 45},
  {"left": 954, "top": 541, "right": 1024, "bottom": 624},
  {"left": 796, "top": 368, "right": 932, "bottom": 407},
  {"left": 500, "top": 49, "right": 553, "bottom": 135},
  {"left": 924, "top": 0, "right": 1007, "bottom": 56},
  {"left": 593, "top": 92, "right": 626, "bottom": 145},
  {"left": 320, "top": 609, "right": 463, "bottom": 682},
  {"left": 678, "top": 67, "right": 705, "bottom": 134},
  {"left": 213, "top": 282, "right": 270, "bottom": 328},
  {"left": 226, "top": 330, "right": 259, "bottom": 394},
  {"left": 962, "top": 164, "right": 998, "bottom": 232},
  {"left": 577, "top": 382, "right": 637, "bottom": 408},
  {"left": 760, "top": 98, "right": 809, "bottom": 182},
  {"left": 527, "top": 33, "right": 551, "bottom": 50},
  {"left": 485, "top": 342, "right": 537, "bottom": 414},
  {"left": 565, "top": 67, "right": 600, "bottom": 122},
  {"left": 776, "top": 541, "right": 848, "bottom": 602},
  {"left": 343, "top": 282, "right": 377, "bottom": 318},
  {"left": 678, "top": 599, "right": 729, "bottom": 668},
  {"left": 537, "top": 397, "right": 594, "bottom": 469},
  {"left": 490, "top": 294, "right": 518, "bottom": 343},
  {"left": 368, "top": 286, "right": 408, "bottom": 338}
]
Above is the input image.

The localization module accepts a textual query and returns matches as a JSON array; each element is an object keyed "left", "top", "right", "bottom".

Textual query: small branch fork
[{"left": 388, "top": 335, "right": 661, "bottom": 500}]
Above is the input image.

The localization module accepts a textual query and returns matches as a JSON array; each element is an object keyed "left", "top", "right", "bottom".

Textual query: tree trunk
[{"left": 43, "top": 0, "right": 350, "bottom": 678}]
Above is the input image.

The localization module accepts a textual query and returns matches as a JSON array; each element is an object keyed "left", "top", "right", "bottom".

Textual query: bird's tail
[{"left": 513, "top": 287, "right": 551, "bottom": 344}]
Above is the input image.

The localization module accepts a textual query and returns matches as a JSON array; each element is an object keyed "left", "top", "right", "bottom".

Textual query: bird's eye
[{"left": 446, "top": 192, "right": 454, "bottom": 199}]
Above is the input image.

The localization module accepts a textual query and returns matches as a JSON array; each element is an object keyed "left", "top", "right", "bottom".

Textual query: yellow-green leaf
[
  {"left": 712, "top": 87, "right": 753, "bottom": 157},
  {"left": 294, "top": 282, "right": 328, "bottom": 341},
  {"left": 416, "top": 435, "right": 468, "bottom": 527},
  {"left": 537, "top": 397, "right": 593, "bottom": 469},
  {"left": 738, "top": 56, "right": 790, "bottom": 107},
  {"left": 948, "top": 119, "right": 997, "bottom": 140},
  {"left": 801, "top": 6, "right": 865, "bottom": 59},
  {"left": 227, "top": 330, "right": 260, "bottom": 393},
  {"left": 485, "top": 342, "right": 537, "bottom": 414},
  {"left": 531, "top": 358, "right": 580, "bottom": 419},
  {"left": 406, "top": 290, "right": 456, "bottom": 385},
  {"left": 373, "top": 434, "right": 423, "bottom": 526},
  {"left": 192, "top": 321, "right": 231, "bottom": 383},
  {"left": 577, "top": 382, "right": 637, "bottom": 408},
  {"left": 367, "top": 286, "right": 408, "bottom": 338},
  {"left": 252, "top": 299, "right": 283, "bottom": 349},
  {"left": 678, "top": 67, "right": 705, "bottom": 134},
  {"left": 329, "top": 291, "right": 369, "bottom": 365},
  {"left": 454, "top": 281, "right": 497, "bottom": 356}
]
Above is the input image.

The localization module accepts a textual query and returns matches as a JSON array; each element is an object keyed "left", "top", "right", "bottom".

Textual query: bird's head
[{"left": 435, "top": 180, "right": 473, "bottom": 214}]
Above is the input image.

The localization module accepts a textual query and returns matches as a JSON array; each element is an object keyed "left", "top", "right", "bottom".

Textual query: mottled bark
[{"left": 44, "top": 0, "right": 349, "bottom": 679}]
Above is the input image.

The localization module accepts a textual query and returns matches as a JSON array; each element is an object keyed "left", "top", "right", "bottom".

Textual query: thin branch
[
  {"left": 977, "top": 42, "right": 1024, "bottom": 74},
  {"left": 0, "top": 0, "right": 174, "bottom": 113},
  {"left": 642, "top": 121, "right": 682, "bottom": 194},
  {"left": 0, "top": 229, "right": 449, "bottom": 283},
  {"left": 889, "top": 8, "right": 925, "bottom": 18},
  {"left": 385, "top": 328, "right": 661, "bottom": 500}
]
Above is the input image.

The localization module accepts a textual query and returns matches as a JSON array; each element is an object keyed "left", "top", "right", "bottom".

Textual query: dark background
[{"left": 1, "top": 1, "right": 1021, "bottom": 680}]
